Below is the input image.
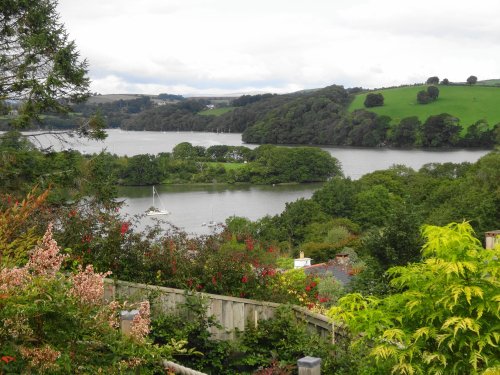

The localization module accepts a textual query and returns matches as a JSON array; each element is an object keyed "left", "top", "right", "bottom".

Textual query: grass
[
  {"left": 198, "top": 107, "right": 235, "bottom": 116},
  {"left": 349, "top": 85, "right": 500, "bottom": 127}
]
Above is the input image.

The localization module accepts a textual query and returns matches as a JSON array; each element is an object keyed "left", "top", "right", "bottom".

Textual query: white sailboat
[
  {"left": 201, "top": 207, "right": 217, "bottom": 227},
  {"left": 146, "top": 186, "right": 170, "bottom": 216}
]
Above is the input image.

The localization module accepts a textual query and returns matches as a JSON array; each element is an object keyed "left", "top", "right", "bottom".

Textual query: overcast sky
[{"left": 58, "top": 0, "right": 500, "bottom": 96}]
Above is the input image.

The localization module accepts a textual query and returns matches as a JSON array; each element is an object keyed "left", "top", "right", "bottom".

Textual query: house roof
[{"left": 303, "top": 261, "right": 353, "bottom": 285}]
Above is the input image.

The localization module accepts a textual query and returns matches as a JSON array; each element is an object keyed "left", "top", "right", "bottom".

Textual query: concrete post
[
  {"left": 298, "top": 356, "right": 321, "bottom": 375},
  {"left": 120, "top": 309, "right": 139, "bottom": 336}
]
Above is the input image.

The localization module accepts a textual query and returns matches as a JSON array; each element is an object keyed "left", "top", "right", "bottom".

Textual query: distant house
[
  {"left": 296, "top": 252, "right": 354, "bottom": 285},
  {"left": 206, "top": 104, "right": 215, "bottom": 110}
]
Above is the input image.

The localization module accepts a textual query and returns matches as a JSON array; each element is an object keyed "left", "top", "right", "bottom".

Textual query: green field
[
  {"left": 349, "top": 85, "right": 500, "bottom": 127},
  {"left": 198, "top": 107, "right": 235, "bottom": 116}
]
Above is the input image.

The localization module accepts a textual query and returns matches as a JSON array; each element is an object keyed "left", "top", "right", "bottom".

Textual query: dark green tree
[
  {"left": 421, "top": 113, "right": 462, "bottom": 147},
  {"left": 441, "top": 78, "right": 450, "bottom": 85},
  {"left": 362, "top": 204, "right": 423, "bottom": 269},
  {"left": 363, "top": 93, "right": 384, "bottom": 108},
  {"left": 352, "top": 185, "right": 402, "bottom": 229},
  {"left": 0, "top": 0, "right": 104, "bottom": 139},
  {"left": 466, "top": 75, "right": 478, "bottom": 85},
  {"left": 312, "top": 177, "right": 358, "bottom": 218},
  {"left": 416, "top": 90, "right": 432, "bottom": 104},
  {"left": 390, "top": 116, "right": 420, "bottom": 147},
  {"left": 426, "top": 76, "right": 439, "bottom": 84},
  {"left": 417, "top": 86, "right": 439, "bottom": 104},
  {"left": 121, "top": 154, "right": 161, "bottom": 185},
  {"left": 427, "top": 85, "right": 439, "bottom": 100},
  {"left": 279, "top": 198, "right": 328, "bottom": 245}
]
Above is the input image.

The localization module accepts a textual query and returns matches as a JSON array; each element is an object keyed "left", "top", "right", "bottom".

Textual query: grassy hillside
[
  {"left": 198, "top": 107, "right": 235, "bottom": 116},
  {"left": 349, "top": 85, "right": 500, "bottom": 127}
]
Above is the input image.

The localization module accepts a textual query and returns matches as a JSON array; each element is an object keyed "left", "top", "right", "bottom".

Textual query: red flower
[
  {"left": 212, "top": 276, "right": 217, "bottom": 285},
  {"left": 1, "top": 356, "right": 15, "bottom": 364},
  {"left": 196, "top": 284, "right": 203, "bottom": 290},
  {"left": 68, "top": 209, "right": 77, "bottom": 218},
  {"left": 305, "top": 286, "right": 311, "bottom": 292},
  {"left": 120, "top": 222, "right": 129, "bottom": 235},
  {"left": 307, "top": 303, "right": 315, "bottom": 310},
  {"left": 187, "top": 279, "right": 193, "bottom": 288},
  {"left": 241, "top": 275, "right": 248, "bottom": 283},
  {"left": 245, "top": 238, "right": 254, "bottom": 251}
]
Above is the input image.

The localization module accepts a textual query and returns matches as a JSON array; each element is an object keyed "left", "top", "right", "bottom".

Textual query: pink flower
[
  {"left": 26, "top": 223, "right": 67, "bottom": 277},
  {"left": 19, "top": 346, "right": 60, "bottom": 372},
  {"left": 0, "top": 267, "right": 29, "bottom": 293},
  {"left": 130, "top": 301, "right": 150, "bottom": 341},
  {"left": 241, "top": 275, "right": 248, "bottom": 283},
  {"left": 69, "top": 265, "right": 111, "bottom": 306}
]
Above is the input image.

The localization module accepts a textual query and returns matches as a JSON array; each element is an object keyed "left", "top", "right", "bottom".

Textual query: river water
[{"left": 21, "top": 129, "right": 490, "bottom": 234}]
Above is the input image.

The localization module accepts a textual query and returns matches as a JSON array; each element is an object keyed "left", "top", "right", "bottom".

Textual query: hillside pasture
[
  {"left": 349, "top": 85, "right": 500, "bottom": 127},
  {"left": 198, "top": 107, "right": 235, "bottom": 116}
]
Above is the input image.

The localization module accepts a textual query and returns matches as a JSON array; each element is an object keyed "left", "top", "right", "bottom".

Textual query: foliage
[
  {"left": 467, "top": 75, "right": 478, "bottom": 85},
  {"left": 426, "top": 76, "right": 439, "bottom": 85},
  {"left": 234, "top": 305, "right": 338, "bottom": 374},
  {"left": 316, "top": 272, "right": 345, "bottom": 307},
  {"left": 427, "top": 85, "right": 439, "bottom": 100},
  {"left": 150, "top": 293, "right": 231, "bottom": 374},
  {"left": 241, "top": 85, "right": 351, "bottom": 144},
  {"left": 329, "top": 222, "right": 500, "bottom": 374},
  {"left": 389, "top": 116, "right": 420, "bottom": 147},
  {"left": 0, "top": 0, "right": 106, "bottom": 140},
  {"left": 349, "top": 84, "right": 500, "bottom": 131},
  {"left": 312, "top": 177, "right": 358, "bottom": 218},
  {"left": 0, "top": 224, "right": 179, "bottom": 374},
  {"left": 361, "top": 204, "right": 423, "bottom": 268},
  {"left": 417, "top": 86, "right": 439, "bottom": 104},
  {"left": 352, "top": 184, "right": 402, "bottom": 229},
  {"left": 0, "top": 189, "right": 48, "bottom": 267},
  {"left": 421, "top": 113, "right": 461, "bottom": 147},
  {"left": 416, "top": 89, "right": 432, "bottom": 104},
  {"left": 364, "top": 93, "right": 384, "bottom": 108}
]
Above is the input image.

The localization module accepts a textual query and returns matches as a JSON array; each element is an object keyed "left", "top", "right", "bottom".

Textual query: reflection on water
[{"left": 118, "top": 183, "right": 323, "bottom": 235}]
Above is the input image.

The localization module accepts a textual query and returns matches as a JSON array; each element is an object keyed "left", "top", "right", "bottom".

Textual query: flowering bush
[{"left": 0, "top": 224, "right": 178, "bottom": 374}]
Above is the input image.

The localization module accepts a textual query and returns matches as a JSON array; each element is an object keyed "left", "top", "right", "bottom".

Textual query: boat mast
[{"left": 152, "top": 186, "right": 155, "bottom": 207}]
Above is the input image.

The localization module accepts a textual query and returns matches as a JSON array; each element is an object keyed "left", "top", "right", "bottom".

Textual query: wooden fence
[{"left": 104, "top": 279, "right": 342, "bottom": 342}]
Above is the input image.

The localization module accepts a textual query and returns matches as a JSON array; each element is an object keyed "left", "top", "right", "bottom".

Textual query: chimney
[
  {"left": 335, "top": 253, "right": 349, "bottom": 265},
  {"left": 299, "top": 251, "right": 304, "bottom": 259},
  {"left": 485, "top": 230, "right": 500, "bottom": 250}
]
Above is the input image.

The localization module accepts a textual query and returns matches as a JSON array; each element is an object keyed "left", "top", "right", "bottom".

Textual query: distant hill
[
  {"left": 86, "top": 94, "right": 148, "bottom": 104},
  {"left": 477, "top": 79, "right": 500, "bottom": 86},
  {"left": 349, "top": 85, "right": 500, "bottom": 127}
]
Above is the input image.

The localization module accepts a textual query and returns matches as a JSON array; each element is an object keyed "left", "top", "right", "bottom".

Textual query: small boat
[{"left": 146, "top": 186, "right": 170, "bottom": 216}]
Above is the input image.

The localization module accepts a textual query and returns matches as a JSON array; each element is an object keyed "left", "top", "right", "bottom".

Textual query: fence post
[
  {"left": 120, "top": 310, "right": 139, "bottom": 336},
  {"left": 297, "top": 356, "right": 321, "bottom": 375}
]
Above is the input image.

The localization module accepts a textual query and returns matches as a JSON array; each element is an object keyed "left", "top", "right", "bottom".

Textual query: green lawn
[
  {"left": 198, "top": 107, "right": 235, "bottom": 116},
  {"left": 349, "top": 85, "right": 500, "bottom": 127}
]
